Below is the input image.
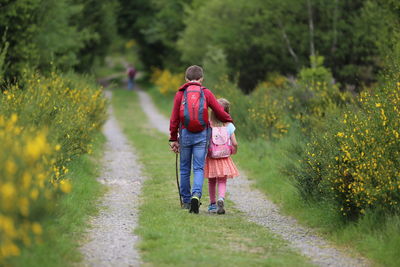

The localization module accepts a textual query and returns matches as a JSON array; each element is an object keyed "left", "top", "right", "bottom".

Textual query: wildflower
[
  {"left": 1, "top": 183, "right": 16, "bottom": 200},
  {"left": 60, "top": 180, "right": 72, "bottom": 193},
  {"left": 337, "top": 132, "right": 344, "bottom": 137},
  {"left": 32, "top": 223, "right": 43, "bottom": 235}
]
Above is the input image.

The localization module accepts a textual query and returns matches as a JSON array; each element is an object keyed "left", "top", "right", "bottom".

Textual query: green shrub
[
  {"left": 0, "top": 71, "right": 106, "bottom": 262},
  {"left": 293, "top": 79, "right": 400, "bottom": 220}
]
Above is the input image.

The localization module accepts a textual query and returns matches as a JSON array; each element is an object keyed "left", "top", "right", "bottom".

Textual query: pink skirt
[{"left": 204, "top": 156, "right": 239, "bottom": 179}]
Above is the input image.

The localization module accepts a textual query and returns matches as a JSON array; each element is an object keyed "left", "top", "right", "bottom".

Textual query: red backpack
[{"left": 179, "top": 85, "right": 208, "bottom": 132}]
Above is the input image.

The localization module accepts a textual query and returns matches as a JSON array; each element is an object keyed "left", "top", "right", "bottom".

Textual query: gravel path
[
  {"left": 80, "top": 91, "right": 143, "bottom": 267},
  {"left": 137, "top": 89, "right": 370, "bottom": 267}
]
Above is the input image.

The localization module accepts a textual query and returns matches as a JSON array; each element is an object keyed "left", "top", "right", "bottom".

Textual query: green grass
[
  {"left": 145, "top": 85, "right": 400, "bottom": 266},
  {"left": 9, "top": 134, "right": 106, "bottom": 267},
  {"left": 112, "top": 89, "right": 311, "bottom": 267}
]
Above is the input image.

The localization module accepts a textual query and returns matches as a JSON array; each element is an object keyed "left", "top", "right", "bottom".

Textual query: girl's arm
[{"left": 230, "top": 133, "right": 238, "bottom": 154}]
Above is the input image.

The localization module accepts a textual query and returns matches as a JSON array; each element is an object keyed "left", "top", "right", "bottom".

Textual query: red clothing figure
[{"left": 169, "top": 81, "right": 233, "bottom": 141}]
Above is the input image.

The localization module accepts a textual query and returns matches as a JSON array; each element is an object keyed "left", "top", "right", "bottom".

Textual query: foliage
[
  {"left": 201, "top": 46, "right": 228, "bottom": 89},
  {"left": 9, "top": 134, "right": 105, "bottom": 267},
  {"left": 211, "top": 75, "right": 289, "bottom": 141},
  {"left": 122, "top": 0, "right": 399, "bottom": 92},
  {"left": 0, "top": 32, "right": 9, "bottom": 80},
  {"left": 151, "top": 68, "right": 183, "bottom": 95},
  {"left": 294, "top": 78, "right": 400, "bottom": 220},
  {"left": 0, "top": 72, "right": 106, "bottom": 263},
  {"left": 72, "top": 0, "right": 119, "bottom": 72},
  {"left": 0, "top": 0, "right": 118, "bottom": 79},
  {"left": 292, "top": 56, "right": 352, "bottom": 130},
  {"left": 179, "top": 0, "right": 279, "bottom": 93},
  {"left": 0, "top": 116, "right": 55, "bottom": 262},
  {"left": 116, "top": 0, "right": 190, "bottom": 71}
]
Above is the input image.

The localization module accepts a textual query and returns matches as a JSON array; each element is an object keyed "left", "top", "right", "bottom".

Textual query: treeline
[
  {"left": 0, "top": 0, "right": 118, "bottom": 81},
  {"left": 119, "top": 0, "right": 399, "bottom": 92}
]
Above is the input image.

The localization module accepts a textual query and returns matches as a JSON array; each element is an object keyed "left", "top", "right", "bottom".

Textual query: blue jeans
[
  {"left": 180, "top": 128, "right": 208, "bottom": 203},
  {"left": 128, "top": 78, "right": 135, "bottom": 90}
]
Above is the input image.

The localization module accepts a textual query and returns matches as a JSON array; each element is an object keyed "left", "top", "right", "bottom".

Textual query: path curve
[
  {"left": 137, "top": 88, "right": 369, "bottom": 267},
  {"left": 80, "top": 90, "right": 143, "bottom": 266}
]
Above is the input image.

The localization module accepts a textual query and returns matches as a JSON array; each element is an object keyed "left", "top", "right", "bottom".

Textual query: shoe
[
  {"left": 189, "top": 194, "right": 201, "bottom": 214},
  {"left": 217, "top": 198, "right": 225, "bottom": 214},
  {"left": 182, "top": 202, "right": 191, "bottom": 210},
  {"left": 208, "top": 203, "right": 217, "bottom": 213}
]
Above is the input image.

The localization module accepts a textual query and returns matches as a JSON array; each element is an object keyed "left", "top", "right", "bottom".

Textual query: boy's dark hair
[{"left": 185, "top": 65, "right": 203, "bottom": 81}]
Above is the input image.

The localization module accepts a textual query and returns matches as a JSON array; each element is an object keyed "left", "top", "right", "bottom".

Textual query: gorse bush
[
  {"left": 294, "top": 80, "right": 400, "bottom": 220},
  {"left": 209, "top": 61, "right": 346, "bottom": 141},
  {"left": 288, "top": 57, "right": 352, "bottom": 131},
  {"left": 151, "top": 68, "right": 182, "bottom": 95},
  {"left": 0, "top": 72, "right": 106, "bottom": 262},
  {"left": 246, "top": 84, "right": 290, "bottom": 140},
  {"left": 0, "top": 116, "right": 56, "bottom": 261},
  {"left": 1, "top": 72, "right": 107, "bottom": 172}
]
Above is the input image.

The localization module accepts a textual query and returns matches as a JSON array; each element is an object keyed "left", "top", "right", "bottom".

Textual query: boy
[{"left": 169, "top": 65, "right": 233, "bottom": 213}]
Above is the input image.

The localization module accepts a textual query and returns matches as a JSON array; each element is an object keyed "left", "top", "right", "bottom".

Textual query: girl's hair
[{"left": 210, "top": 98, "right": 230, "bottom": 127}]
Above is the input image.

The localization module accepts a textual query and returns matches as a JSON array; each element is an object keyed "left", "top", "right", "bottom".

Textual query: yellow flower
[
  {"left": 19, "top": 198, "right": 29, "bottom": 217},
  {"left": 32, "top": 222, "right": 43, "bottom": 235},
  {"left": 5, "top": 160, "right": 17, "bottom": 175},
  {"left": 60, "top": 180, "right": 72, "bottom": 193},
  {"left": 26, "top": 132, "right": 49, "bottom": 160},
  {"left": 337, "top": 132, "right": 344, "bottom": 137},
  {"left": 1, "top": 183, "right": 16, "bottom": 200}
]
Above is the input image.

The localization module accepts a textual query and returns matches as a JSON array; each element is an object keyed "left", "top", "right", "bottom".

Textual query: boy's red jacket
[{"left": 169, "top": 82, "right": 233, "bottom": 141}]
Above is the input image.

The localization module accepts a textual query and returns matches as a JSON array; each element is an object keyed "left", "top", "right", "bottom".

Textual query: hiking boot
[
  {"left": 208, "top": 203, "right": 217, "bottom": 213},
  {"left": 217, "top": 198, "right": 225, "bottom": 214},
  {"left": 182, "top": 202, "right": 191, "bottom": 210},
  {"left": 189, "top": 194, "right": 201, "bottom": 214}
]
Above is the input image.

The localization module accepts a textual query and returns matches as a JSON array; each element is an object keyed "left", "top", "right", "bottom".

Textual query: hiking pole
[{"left": 176, "top": 153, "right": 183, "bottom": 207}]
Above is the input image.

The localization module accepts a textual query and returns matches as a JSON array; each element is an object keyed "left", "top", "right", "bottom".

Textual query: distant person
[
  {"left": 204, "top": 98, "right": 239, "bottom": 214},
  {"left": 127, "top": 65, "right": 136, "bottom": 90},
  {"left": 169, "top": 65, "right": 233, "bottom": 213}
]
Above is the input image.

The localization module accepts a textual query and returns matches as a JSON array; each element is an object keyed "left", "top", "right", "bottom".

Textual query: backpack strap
[
  {"left": 183, "top": 89, "right": 190, "bottom": 127},
  {"left": 198, "top": 87, "right": 206, "bottom": 128}
]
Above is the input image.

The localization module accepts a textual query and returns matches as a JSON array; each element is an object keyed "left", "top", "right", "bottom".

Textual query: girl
[{"left": 204, "top": 98, "right": 239, "bottom": 214}]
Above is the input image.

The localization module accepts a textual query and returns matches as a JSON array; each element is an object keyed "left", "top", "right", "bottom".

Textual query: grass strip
[
  {"left": 112, "top": 89, "right": 311, "bottom": 266},
  {"left": 10, "top": 133, "right": 106, "bottom": 267}
]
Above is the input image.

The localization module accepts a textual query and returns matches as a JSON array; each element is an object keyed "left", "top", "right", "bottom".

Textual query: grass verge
[
  {"left": 146, "top": 85, "right": 400, "bottom": 266},
  {"left": 112, "top": 89, "right": 311, "bottom": 266},
  {"left": 9, "top": 133, "right": 106, "bottom": 267}
]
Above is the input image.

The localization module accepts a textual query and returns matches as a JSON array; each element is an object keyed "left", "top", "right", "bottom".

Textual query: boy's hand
[{"left": 169, "top": 141, "right": 180, "bottom": 154}]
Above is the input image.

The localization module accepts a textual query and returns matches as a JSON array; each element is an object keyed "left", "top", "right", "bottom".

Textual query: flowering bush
[
  {"left": 294, "top": 80, "right": 400, "bottom": 220},
  {"left": 291, "top": 56, "right": 352, "bottom": 131},
  {"left": 151, "top": 68, "right": 182, "bottom": 95},
  {"left": 0, "top": 115, "right": 56, "bottom": 261},
  {"left": 247, "top": 85, "right": 290, "bottom": 140},
  {"left": 0, "top": 72, "right": 106, "bottom": 262}
]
